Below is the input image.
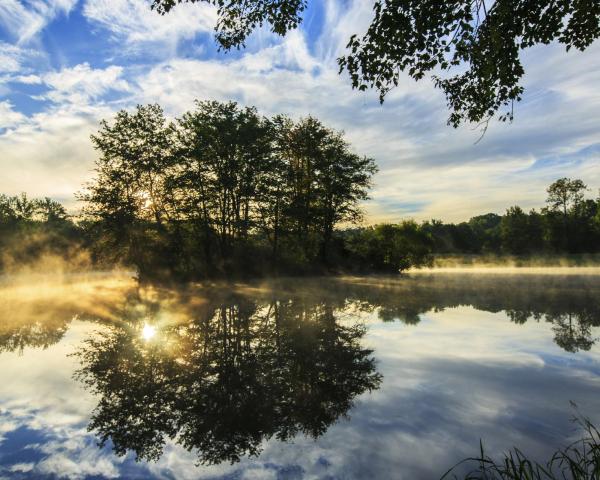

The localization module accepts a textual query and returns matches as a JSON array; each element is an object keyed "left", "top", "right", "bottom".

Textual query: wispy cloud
[
  {"left": 83, "top": 0, "right": 218, "bottom": 55},
  {"left": 0, "top": 0, "right": 77, "bottom": 43},
  {"left": 0, "top": 0, "right": 599, "bottom": 221},
  {"left": 39, "top": 62, "right": 131, "bottom": 105},
  {"left": 0, "top": 100, "right": 26, "bottom": 129}
]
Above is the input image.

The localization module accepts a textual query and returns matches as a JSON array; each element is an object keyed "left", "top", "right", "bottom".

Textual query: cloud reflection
[{"left": 0, "top": 273, "right": 600, "bottom": 479}]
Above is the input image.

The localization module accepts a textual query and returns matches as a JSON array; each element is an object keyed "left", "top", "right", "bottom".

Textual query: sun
[{"left": 141, "top": 323, "right": 157, "bottom": 341}]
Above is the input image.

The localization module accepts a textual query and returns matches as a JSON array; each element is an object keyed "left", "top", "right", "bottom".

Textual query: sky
[{"left": 0, "top": 0, "right": 599, "bottom": 223}]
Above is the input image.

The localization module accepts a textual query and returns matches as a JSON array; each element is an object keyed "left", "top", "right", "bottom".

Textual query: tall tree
[
  {"left": 500, "top": 206, "right": 531, "bottom": 254},
  {"left": 278, "top": 117, "right": 376, "bottom": 262},
  {"left": 546, "top": 177, "right": 587, "bottom": 217},
  {"left": 176, "top": 101, "right": 273, "bottom": 267},
  {"left": 81, "top": 104, "right": 176, "bottom": 268}
]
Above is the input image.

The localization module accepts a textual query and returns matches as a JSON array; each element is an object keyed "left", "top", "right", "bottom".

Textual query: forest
[{"left": 1, "top": 102, "right": 599, "bottom": 279}]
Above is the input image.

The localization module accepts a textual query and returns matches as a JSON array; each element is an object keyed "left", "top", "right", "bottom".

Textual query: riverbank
[{"left": 410, "top": 254, "right": 600, "bottom": 274}]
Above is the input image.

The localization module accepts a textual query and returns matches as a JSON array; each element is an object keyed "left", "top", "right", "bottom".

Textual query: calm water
[{"left": 1, "top": 273, "right": 600, "bottom": 479}]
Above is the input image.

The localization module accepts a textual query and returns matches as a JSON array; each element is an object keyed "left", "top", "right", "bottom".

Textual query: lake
[{"left": 1, "top": 272, "right": 600, "bottom": 479}]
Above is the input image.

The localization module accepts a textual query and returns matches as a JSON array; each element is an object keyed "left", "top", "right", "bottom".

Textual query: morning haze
[{"left": 1, "top": 1, "right": 600, "bottom": 479}]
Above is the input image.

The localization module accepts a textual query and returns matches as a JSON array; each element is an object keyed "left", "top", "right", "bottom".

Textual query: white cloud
[
  {"left": 9, "top": 463, "right": 34, "bottom": 473},
  {"left": 83, "top": 0, "right": 218, "bottom": 54},
  {"left": 15, "top": 74, "right": 42, "bottom": 84},
  {"left": 0, "top": 101, "right": 26, "bottom": 130},
  {"left": 0, "top": 42, "right": 41, "bottom": 76},
  {"left": 0, "top": 102, "right": 113, "bottom": 205},
  {"left": 0, "top": 0, "right": 77, "bottom": 43},
  {"left": 316, "top": 0, "right": 374, "bottom": 63},
  {"left": 40, "top": 63, "right": 131, "bottom": 105},
  {"left": 0, "top": 45, "right": 23, "bottom": 74}
]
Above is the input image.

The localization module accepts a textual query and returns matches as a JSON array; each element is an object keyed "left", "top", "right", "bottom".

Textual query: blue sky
[{"left": 0, "top": 0, "right": 599, "bottom": 222}]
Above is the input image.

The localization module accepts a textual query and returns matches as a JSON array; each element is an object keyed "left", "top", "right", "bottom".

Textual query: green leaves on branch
[
  {"left": 339, "top": 0, "right": 599, "bottom": 127},
  {"left": 151, "top": 0, "right": 600, "bottom": 128},
  {"left": 81, "top": 101, "right": 377, "bottom": 277},
  {"left": 151, "top": 0, "right": 307, "bottom": 50}
]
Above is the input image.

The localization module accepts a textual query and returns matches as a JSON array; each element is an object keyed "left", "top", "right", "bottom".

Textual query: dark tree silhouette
[
  {"left": 80, "top": 101, "right": 377, "bottom": 278},
  {"left": 150, "top": 0, "right": 600, "bottom": 127},
  {"left": 73, "top": 292, "right": 382, "bottom": 464}
]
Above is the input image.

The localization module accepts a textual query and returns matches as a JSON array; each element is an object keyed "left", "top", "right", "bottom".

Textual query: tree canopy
[
  {"left": 2, "top": 174, "right": 600, "bottom": 278},
  {"left": 150, "top": 0, "right": 600, "bottom": 127},
  {"left": 80, "top": 101, "right": 378, "bottom": 278}
]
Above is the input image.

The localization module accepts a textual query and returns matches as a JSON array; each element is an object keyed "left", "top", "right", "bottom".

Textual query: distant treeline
[
  {"left": 1, "top": 102, "right": 599, "bottom": 278},
  {"left": 421, "top": 177, "right": 600, "bottom": 256},
  {"left": 0, "top": 193, "right": 84, "bottom": 271}
]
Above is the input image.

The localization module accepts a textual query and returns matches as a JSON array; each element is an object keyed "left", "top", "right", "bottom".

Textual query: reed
[{"left": 442, "top": 407, "right": 600, "bottom": 479}]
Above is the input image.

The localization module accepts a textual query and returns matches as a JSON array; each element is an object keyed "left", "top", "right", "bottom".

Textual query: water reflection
[
  {"left": 329, "top": 274, "right": 600, "bottom": 352},
  {"left": 1, "top": 273, "right": 600, "bottom": 478},
  {"left": 2, "top": 275, "right": 599, "bottom": 357},
  {"left": 72, "top": 291, "right": 382, "bottom": 464}
]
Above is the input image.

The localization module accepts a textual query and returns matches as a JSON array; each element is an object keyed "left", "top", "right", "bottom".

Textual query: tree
[
  {"left": 176, "top": 101, "right": 274, "bottom": 271},
  {"left": 345, "top": 221, "right": 433, "bottom": 273},
  {"left": 35, "top": 197, "right": 69, "bottom": 224},
  {"left": 151, "top": 0, "right": 600, "bottom": 127},
  {"left": 468, "top": 213, "right": 501, "bottom": 252},
  {"left": 546, "top": 177, "right": 587, "bottom": 217},
  {"left": 10, "top": 192, "right": 36, "bottom": 221},
  {"left": 544, "top": 177, "right": 588, "bottom": 252},
  {"left": 281, "top": 117, "right": 376, "bottom": 262},
  {"left": 500, "top": 206, "right": 531, "bottom": 254},
  {"left": 81, "top": 104, "right": 176, "bottom": 269}
]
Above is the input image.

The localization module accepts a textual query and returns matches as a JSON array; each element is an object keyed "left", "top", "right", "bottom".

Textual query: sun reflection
[{"left": 141, "top": 323, "right": 157, "bottom": 341}]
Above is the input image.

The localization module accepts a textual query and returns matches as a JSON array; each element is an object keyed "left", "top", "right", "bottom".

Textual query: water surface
[{"left": 1, "top": 273, "right": 600, "bottom": 479}]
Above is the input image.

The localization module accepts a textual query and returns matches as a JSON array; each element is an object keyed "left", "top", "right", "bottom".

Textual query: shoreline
[{"left": 409, "top": 266, "right": 600, "bottom": 275}]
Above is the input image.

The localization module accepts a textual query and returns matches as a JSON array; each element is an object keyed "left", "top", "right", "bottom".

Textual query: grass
[{"left": 442, "top": 407, "right": 600, "bottom": 479}]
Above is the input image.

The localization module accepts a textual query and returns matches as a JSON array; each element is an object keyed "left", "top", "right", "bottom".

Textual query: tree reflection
[
  {"left": 0, "top": 318, "right": 68, "bottom": 354},
  {"left": 550, "top": 312, "right": 596, "bottom": 353},
  {"left": 73, "top": 293, "right": 382, "bottom": 464},
  {"left": 321, "top": 275, "right": 600, "bottom": 353},
  {"left": 1, "top": 275, "right": 599, "bottom": 358}
]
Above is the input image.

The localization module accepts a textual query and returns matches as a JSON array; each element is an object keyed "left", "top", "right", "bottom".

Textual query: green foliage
[
  {"left": 500, "top": 206, "right": 540, "bottom": 254},
  {"left": 151, "top": 0, "right": 599, "bottom": 127},
  {"left": 546, "top": 178, "right": 588, "bottom": 216},
  {"left": 423, "top": 178, "right": 600, "bottom": 256},
  {"left": 80, "top": 101, "right": 377, "bottom": 279},
  {"left": 151, "top": 0, "right": 307, "bottom": 50},
  {"left": 344, "top": 221, "right": 433, "bottom": 273}
]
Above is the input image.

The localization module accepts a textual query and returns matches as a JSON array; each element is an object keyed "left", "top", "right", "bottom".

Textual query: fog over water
[{"left": 1, "top": 272, "right": 600, "bottom": 479}]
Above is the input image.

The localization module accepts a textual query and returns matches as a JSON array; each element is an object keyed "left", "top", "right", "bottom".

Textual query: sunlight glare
[{"left": 142, "top": 323, "right": 157, "bottom": 341}]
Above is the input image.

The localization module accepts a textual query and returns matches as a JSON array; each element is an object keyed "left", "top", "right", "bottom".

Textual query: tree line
[
  {"left": 421, "top": 177, "right": 600, "bottom": 256},
  {"left": 1, "top": 100, "right": 598, "bottom": 277},
  {"left": 80, "top": 101, "right": 378, "bottom": 278}
]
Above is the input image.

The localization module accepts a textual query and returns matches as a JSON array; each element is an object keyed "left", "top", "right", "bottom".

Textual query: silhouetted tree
[
  {"left": 546, "top": 178, "right": 588, "bottom": 218},
  {"left": 80, "top": 104, "right": 176, "bottom": 270},
  {"left": 80, "top": 101, "right": 377, "bottom": 278},
  {"left": 74, "top": 293, "right": 382, "bottom": 464},
  {"left": 151, "top": 0, "right": 599, "bottom": 127}
]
